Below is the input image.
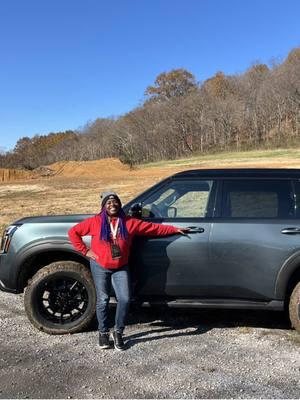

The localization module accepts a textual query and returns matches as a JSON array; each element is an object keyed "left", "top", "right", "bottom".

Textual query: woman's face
[{"left": 105, "top": 198, "right": 120, "bottom": 217}]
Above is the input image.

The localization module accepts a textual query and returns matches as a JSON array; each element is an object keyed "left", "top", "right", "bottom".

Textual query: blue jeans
[{"left": 90, "top": 260, "right": 131, "bottom": 333}]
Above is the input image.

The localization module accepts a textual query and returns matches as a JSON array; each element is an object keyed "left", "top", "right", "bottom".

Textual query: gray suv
[{"left": 1, "top": 169, "right": 300, "bottom": 335}]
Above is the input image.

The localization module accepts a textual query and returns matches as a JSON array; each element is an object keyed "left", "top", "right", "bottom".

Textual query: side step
[{"left": 110, "top": 298, "right": 284, "bottom": 311}]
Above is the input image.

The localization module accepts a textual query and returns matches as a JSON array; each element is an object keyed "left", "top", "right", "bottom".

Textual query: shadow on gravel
[
  {"left": 125, "top": 307, "right": 292, "bottom": 347},
  {"left": 125, "top": 325, "right": 210, "bottom": 348},
  {"left": 126, "top": 312, "right": 212, "bottom": 348},
  {"left": 88, "top": 306, "right": 292, "bottom": 347},
  {"left": 126, "top": 306, "right": 291, "bottom": 330}
]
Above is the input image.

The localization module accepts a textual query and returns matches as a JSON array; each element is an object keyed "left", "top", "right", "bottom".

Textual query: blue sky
[{"left": 1, "top": 0, "right": 300, "bottom": 151}]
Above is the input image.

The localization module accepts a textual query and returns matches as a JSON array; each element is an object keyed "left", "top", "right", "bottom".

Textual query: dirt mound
[
  {"left": 0, "top": 168, "right": 35, "bottom": 182},
  {"left": 49, "top": 158, "right": 129, "bottom": 177},
  {"left": 0, "top": 159, "right": 129, "bottom": 183}
]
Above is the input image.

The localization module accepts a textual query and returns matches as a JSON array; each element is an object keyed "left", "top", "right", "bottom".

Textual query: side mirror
[{"left": 128, "top": 203, "right": 142, "bottom": 218}]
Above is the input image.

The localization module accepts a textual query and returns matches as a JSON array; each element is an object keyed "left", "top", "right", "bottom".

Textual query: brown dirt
[{"left": 49, "top": 158, "right": 130, "bottom": 177}]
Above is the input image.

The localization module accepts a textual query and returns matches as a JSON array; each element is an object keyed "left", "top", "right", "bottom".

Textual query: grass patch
[{"left": 140, "top": 147, "right": 300, "bottom": 169}]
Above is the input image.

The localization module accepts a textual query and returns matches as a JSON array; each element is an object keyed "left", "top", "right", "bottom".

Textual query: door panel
[
  {"left": 208, "top": 220, "right": 300, "bottom": 300},
  {"left": 130, "top": 178, "right": 216, "bottom": 298},
  {"left": 132, "top": 222, "right": 211, "bottom": 297},
  {"left": 208, "top": 178, "right": 300, "bottom": 300}
]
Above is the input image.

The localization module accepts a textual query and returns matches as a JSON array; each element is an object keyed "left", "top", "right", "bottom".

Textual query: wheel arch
[
  {"left": 16, "top": 246, "right": 89, "bottom": 292},
  {"left": 275, "top": 251, "right": 300, "bottom": 301}
]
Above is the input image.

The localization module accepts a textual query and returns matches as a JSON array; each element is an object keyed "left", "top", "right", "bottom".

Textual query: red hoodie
[{"left": 68, "top": 214, "right": 178, "bottom": 269}]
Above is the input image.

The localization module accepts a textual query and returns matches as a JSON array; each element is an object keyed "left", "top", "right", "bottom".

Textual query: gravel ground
[{"left": 0, "top": 291, "right": 300, "bottom": 399}]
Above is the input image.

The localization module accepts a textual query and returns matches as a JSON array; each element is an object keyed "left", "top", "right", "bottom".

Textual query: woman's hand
[
  {"left": 86, "top": 249, "right": 98, "bottom": 260},
  {"left": 176, "top": 228, "right": 191, "bottom": 235}
]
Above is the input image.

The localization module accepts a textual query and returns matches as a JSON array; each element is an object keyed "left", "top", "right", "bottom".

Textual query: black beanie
[{"left": 100, "top": 191, "right": 122, "bottom": 208}]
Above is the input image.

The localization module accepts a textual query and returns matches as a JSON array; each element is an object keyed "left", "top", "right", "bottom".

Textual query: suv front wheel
[
  {"left": 289, "top": 281, "right": 300, "bottom": 334},
  {"left": 24, "top": 261, "right": 96, "bottom": 334}
]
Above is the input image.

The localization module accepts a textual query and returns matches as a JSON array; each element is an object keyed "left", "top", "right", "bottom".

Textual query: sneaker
[
  {"left": 112, "top": 330, "right": 126, "bottom": 351},
  {"left": 99, "top": 332, "right": 110, "bottom": 349}
]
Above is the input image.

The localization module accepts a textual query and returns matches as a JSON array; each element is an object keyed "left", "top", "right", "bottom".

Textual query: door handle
[
  {"left": 186, "top": 226, "right": 205, "bottom": 233},
  {"left": 281, "top": 227, "right": 300, "bottom": 234}
]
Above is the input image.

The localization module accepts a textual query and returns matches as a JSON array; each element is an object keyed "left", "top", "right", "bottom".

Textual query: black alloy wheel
[{"left": 37, "top": 277, "right": 89, "bottom": 324}]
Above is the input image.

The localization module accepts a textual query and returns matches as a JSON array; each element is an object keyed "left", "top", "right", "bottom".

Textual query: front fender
[{"left": 9, "top": 240, "right": 88, "bottom": 292}]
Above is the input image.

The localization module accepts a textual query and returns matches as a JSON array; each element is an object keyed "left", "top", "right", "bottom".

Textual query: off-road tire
[
  {"left": 289, "top": 281, "right": 300, "bottom": 334},
  {"left": 24, "top": 261, "right": 96, "bottom": 335}
]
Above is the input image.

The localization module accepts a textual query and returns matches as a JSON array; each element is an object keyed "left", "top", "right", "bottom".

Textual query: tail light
[{"left": 0, "top": 225, "right": 19, "bottom": 254}]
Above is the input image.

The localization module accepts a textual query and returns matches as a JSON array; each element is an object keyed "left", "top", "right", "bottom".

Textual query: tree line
[{"left": 1, "top": 47, "right": 300, "bottom": 169}]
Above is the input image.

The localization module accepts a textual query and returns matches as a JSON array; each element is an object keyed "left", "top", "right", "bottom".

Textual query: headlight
[{"left": 0, "top": 225, "right": 19, "bottom": 254}]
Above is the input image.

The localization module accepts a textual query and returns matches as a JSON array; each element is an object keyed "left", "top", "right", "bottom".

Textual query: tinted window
[
  {"left": 142, "top": 180, "right": 214, "bottom": 218},
  {"left": 221, "top": 180, "right": 294, "bottom": 218}
]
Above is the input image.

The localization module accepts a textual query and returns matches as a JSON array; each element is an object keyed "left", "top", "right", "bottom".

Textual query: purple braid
[{"left": 99, "top": 208, "right": 128, "bottom": 242}]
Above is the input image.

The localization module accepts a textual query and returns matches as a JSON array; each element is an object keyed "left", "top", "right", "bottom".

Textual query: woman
[{"left": 68, "top": 191, "right": 189, "bottom": 350}]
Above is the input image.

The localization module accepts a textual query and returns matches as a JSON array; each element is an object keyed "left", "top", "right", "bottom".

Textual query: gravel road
[{"left": 0, "top": 291, "right": 300, "bottom": 399}]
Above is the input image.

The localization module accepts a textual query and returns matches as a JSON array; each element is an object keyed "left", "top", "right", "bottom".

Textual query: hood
[{"left": 13, "top": 214, "right": 95, "bottom": 225}]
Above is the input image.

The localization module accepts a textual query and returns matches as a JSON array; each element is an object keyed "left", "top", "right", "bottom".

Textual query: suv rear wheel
[
  {"left": 289, "top": 282, "right": 300, "bottom": 334},
  {"left": 24, "top": 261, "right": 96, "bottom": 334}
]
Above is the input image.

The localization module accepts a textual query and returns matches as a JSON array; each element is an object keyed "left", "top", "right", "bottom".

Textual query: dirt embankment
[
  {"left": 0, "top": 168, "right": 35, "bottom": 182},
  {"left": 49, "top": 158, "right": 129, "bottom": 177},
  {"left": 0, "top": 159, "right": 130, "bottom": 183}
]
